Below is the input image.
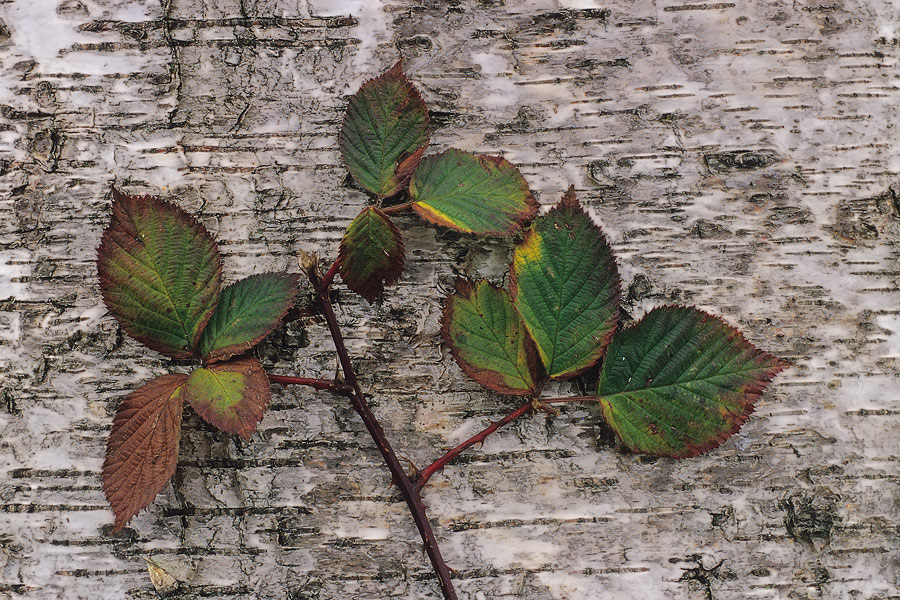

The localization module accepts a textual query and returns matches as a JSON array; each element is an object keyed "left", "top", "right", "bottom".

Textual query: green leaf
[
  {"left": 103, "top": 374, "right": 186, "bottom": 532},
  {"left": 510, "top": 186, "right": 620, "bottom": 378},
  {"left": 338, "top": 207, "right": 405, "bottom": 302},
  {"left": 410, "top": 149, "right": 539, "bottom": 235},
  {"left": 184, "top": 357, "right": 271, "bottom": 439},
  {"left": 442, "top": 279, "right": 541, "bottom": 395},
  {"left": 97, "top": 188, "right": 222, "bottom": 358},
  {"left": 596, "top": 306, "right": 789, "bottom": 458},
  {"left": 198, "top": 273, "right": 299, "bottom": 363},
  {"left": 339, "top": 60, "right": 429, "bottom": 198}
]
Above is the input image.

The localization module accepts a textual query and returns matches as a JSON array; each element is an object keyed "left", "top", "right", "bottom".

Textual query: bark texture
[{"left": 1, "top": 1, "right": 899, "bottom": 599}]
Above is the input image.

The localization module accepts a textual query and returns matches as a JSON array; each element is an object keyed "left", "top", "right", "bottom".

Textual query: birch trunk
[{"left": 1, "top": 0, "right": 898, "bottom": 598}]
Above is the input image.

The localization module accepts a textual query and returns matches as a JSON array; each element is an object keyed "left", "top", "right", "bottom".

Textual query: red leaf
[{"left": 102, "top": 374, "right": 186, "bottom": 532}]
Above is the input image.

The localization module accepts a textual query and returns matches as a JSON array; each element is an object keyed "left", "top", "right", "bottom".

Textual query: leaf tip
[
  {"left": 559, "top": 185, "right": 579, "bottom": 209},
  {"left": 386, "top": 59, "right": 405, "bottom": 78}
]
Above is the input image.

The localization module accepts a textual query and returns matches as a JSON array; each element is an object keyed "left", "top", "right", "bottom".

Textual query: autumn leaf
[
  {"left": 103, "top": 374, "right": 186, "bottom": 532},
  {"left": 510, "top": 186, "right": 620, "bottom": 378},
  {"left": 338, "top": 207, "right": 405, "bottom": 302},
  {"left": 442, "top": 279, "right": 542, "bottom": 395},
  {"left": 410, "top": 149, "right": 538, "bottom": 235},
  {"left": 97, "top": 188, "right": 222, "bottom": 358},
  {"left": 198, "top": 273, "right": 299, "bottom": 363},
  {"left": 183, "top": 357, "right": 271, "bottom": 439},
  {"left": 339, "top": 61, "right": 429, "bottom": 198},
  {"left": 596, "top": 306, "right": 789, "bottom": 458}
]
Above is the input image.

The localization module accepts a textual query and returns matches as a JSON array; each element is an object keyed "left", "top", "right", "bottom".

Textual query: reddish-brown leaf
[{"left": 102, "top": 374, "right": 186, "bottom": 532}]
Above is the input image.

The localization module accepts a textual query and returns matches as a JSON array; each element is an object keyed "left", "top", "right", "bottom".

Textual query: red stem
[
  {"left": 417, "top": 396, "right": 600, "bottom": 490},
  {"left": 381, "top": 201, "right": 412, "bottom": 215},
  {"left": 417, "top": 400, "right": 533, "bottom": 490},
  {"left": 541, "top": 395, "right": 601, "bottom": 404},
  {"left": 311, "top": 275, "right": 459, "bottom": 600},
  {"left": 267, "top": 374, "right": 353, "bottom": 398},
  {"left": 320, "top": 259, "right": 340, "bottom": 290}
]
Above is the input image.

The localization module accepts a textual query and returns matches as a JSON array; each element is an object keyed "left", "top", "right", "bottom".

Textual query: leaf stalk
[{"left": 417, "top": 395, "right": 600, "bottom": 489}]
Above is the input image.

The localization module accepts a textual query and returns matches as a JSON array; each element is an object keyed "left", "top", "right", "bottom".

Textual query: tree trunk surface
[{"left": 1, "top": 0, "right": 898, "bottom": 598}]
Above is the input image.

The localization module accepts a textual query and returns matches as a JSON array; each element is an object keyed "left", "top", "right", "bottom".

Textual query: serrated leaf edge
[
  {"left": 97, "top": 187, "right": 222, "bottom": 359},
  {"left": 184, "top": 357, "right": 272, "bottom": 440},
  {"left": 102, "top": 373, "right": 186, "bottom": 532},
  {"left": 338, "top": 60, "right": 431, "bottom": 199},
  {"left": 337, "top": 206, "right": 406, "bottom": 303},
  {"left": 597, "top": 304, "right": 790, "bottom": 459},
  {"left": 202, "top": 272, "right": 300, "bottom": 364},
  {"left": 440, "top": 278, "right": 542, "bottom": 396},
  {"left": 508, "top": 185, "right": 622, "bottom": 379},
  {"left": 410, "top": 149, "right": 540, "bottom": 236}
]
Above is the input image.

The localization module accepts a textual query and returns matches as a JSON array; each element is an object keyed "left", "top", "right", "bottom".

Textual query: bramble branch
[
  {"left": 309, "top": 265, "right": 459, "bottom": 600},
  {"left": 381, "top": 201, "right": 413, "bottom": 215},
  {"left": 417, "top": 396, "right": 601, "bottom": 490}
]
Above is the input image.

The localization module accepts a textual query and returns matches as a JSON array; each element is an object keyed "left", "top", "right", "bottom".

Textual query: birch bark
[{"left": 1, "top": 1, "right": 898, "bottom": 598}]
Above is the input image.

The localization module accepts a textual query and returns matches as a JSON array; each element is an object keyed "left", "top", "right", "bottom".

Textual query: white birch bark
[{"left": 1, "top": 0, "right": 898, "bottom": 598}]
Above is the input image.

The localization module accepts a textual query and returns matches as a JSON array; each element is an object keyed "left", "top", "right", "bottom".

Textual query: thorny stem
[
  {"left": 417, "top": 400, "right": 533, "bottom": 490},
  {"left": 309, "top": 271, "right": 459, "bottom": 600},
  {"left": 267, "top": 374, "right": 353, "bottom": 398},
  {"left": 417, "top": 396, "right": 600, "bottom": 490}
]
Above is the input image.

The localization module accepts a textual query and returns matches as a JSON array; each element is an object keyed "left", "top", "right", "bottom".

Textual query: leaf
[
  {"left": 339, "top": 60, "right": 429, "bottom": 198},
  {"left": 441, "top": 279, "right": 541, "bottom": 395},
  {"left": 198, "top": 273, "right": 299, "bottom": 362},
  {"left": 97, "top": 188, "right": 222, "bottom": 359},
  {"left": 510, "top": 186, "right": 620, "bottom": 378},
  {"left": 183, "top": 357, "right": 271, "bottom": 439},
  {"left": 103, "top": 374, "right": 186, "bottom": 532},
  {"left": 596, "top": 306, "right": 789, "bottom": 458},
  {"left": 410, "top": 149, "right": 539, "bottom": 235},
  {"left": 338, "top": 207, "right": 405, "bottom": 302}
]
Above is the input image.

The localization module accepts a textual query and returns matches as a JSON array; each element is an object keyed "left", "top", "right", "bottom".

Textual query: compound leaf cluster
[
  {"left": 97, "top": 189, "right": 297, "bottom": 530},
  {"left": 443, "top": 187, "right": 788, "bottom": 458},
  {"left": 337, "top": 62, "right": 537, "bottom": 303},
  {"left": 95, "top": 62, "right": 789, "bottom": 568}
]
